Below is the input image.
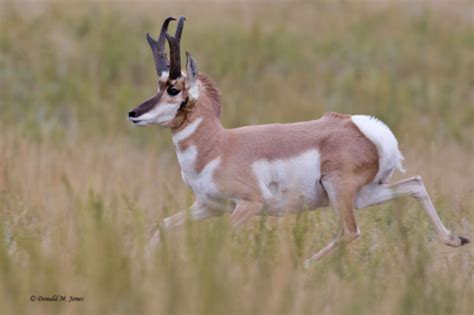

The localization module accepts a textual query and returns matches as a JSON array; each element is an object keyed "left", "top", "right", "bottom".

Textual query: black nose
[{"left": 128, "top": 110, "right": 139, "bottom": 118}]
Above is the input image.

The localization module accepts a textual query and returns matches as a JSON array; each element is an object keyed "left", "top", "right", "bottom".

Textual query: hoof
[{"left": 459, "top": 236, "right": 470, "bottom": 246}]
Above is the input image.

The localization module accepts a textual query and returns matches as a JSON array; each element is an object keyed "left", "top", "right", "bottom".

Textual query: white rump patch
[
  {"left": 172, "top": 117, "right": 203, "bottom": 145},
  {"left": 251, "top": 149, "right": 321, "bottom": 212},
  {"left": 351, "top": 115, "right": 405, "bottom": 183}
]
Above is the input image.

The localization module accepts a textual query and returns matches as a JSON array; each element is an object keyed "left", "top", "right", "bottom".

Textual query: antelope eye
[{"left": 167, "top": 87, "right": 180, "bottom": 96}]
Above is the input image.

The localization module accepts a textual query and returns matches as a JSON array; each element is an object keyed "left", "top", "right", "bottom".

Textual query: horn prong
[
  {"left": 157, "top": 17, "right": 176, "bottom": 46},
  {"left": 174, "top": 16, "right": 186, "bottom": 42},
  {"left": 166, "top": 16, "right": 186, "bottom": 80},
  {"left": 166, "top": 33, "right": 181, "bottom": 80},
  {"left": 148, "top": 17, "right": 176, "bottom": 77}
]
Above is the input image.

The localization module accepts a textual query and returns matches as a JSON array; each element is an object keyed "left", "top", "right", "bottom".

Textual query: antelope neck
[{"left": 171, "top": 116, "right": 224, "bottom": 150}]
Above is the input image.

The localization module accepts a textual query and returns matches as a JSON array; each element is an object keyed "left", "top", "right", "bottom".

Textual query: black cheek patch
[
  {"left": 133, "top": 93, "right": 161, "bottom": 117},
  {"left": 178, "top": 97, "right": 189, "bottom": 111}
]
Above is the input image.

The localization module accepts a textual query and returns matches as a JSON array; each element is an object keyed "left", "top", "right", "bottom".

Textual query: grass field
[{"left": 1, "top": 1, "right": 473, "bottom": 314}]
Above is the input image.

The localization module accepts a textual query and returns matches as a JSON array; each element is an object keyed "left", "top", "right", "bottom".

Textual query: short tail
[
  {"left": 396, "top": 150, "right": 406, "bottom": 174},
  {"left": 351, "top": 115, "right": 405, "bottom": 183}
]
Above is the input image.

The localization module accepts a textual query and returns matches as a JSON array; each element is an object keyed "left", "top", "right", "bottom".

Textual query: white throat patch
[{"left": 172, "top": 117, "right": 203, "bottom": 145}]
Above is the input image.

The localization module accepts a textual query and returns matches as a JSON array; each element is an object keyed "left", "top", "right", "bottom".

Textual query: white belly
[{"left": 251, "top": 149, "right": 327, "bottom": 214}]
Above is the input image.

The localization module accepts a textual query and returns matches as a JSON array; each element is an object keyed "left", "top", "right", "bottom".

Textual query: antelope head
[{"left": 128, "top": 16, "right": 200, "bottom": 128}]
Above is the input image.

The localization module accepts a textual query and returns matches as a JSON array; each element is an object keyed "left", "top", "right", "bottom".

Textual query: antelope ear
[{"left": 185, "top": 52, "right": 199, "bottom": 100}]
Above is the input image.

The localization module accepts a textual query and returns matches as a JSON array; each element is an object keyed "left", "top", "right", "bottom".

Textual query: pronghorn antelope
[{"left": 129, "top": 17, "right": 470, "bottom": 266}]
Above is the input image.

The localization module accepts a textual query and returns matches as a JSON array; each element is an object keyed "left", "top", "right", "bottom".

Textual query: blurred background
[{"left": 0, "top": 1, "right": 473, "bottom": 314}]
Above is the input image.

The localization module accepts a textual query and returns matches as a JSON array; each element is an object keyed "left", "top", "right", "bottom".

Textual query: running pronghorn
[{"left": 129, "top": 17, "right": 470, "bottom": 266}]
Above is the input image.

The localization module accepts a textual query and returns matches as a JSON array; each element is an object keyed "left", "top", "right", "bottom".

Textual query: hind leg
[
  {"left": 304, "top": 178, "right": 361, "bottom": 267},
  {"left": 355, "top": 176, "right": 470, "bottom": 247}
]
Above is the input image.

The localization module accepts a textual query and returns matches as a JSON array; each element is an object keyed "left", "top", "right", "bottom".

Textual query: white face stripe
[
  {"left": 135, "top": 103, "right": 180, "bottom": 125},
  {"left": 172, "top": 117, "right": 203, "bottom": 145}
]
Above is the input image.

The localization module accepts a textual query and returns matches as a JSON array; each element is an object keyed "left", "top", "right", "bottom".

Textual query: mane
[{"left": 198, "top": 73, "right": 222, "bottom": 117}]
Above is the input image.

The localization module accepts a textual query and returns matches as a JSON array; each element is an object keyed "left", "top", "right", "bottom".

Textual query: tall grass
[{"left": 0, "top": 1, "right": 473, "bottom": 314}]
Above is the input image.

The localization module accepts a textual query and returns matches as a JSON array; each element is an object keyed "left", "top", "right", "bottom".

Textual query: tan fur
[
  {"left": 138, "top": 21, "right": 470, "bottom": 264},
  {"left": 140, "top": 73, "right": 469, "bottom": 265}
]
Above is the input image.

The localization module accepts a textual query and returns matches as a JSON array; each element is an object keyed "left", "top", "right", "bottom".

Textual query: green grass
[{"left": 0, "top": 1, "right": 473, "bottom": 314}]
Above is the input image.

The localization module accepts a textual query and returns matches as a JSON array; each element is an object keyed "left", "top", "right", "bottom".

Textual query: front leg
[
  {"left": 230, "top": 200, "right": 263, "bottom": 227},
  {"left": 146, "top": 201, "right": 222, "bottom": 254},
  {"left": 304, "top": 177, "right": 360, "bottom": 267}
]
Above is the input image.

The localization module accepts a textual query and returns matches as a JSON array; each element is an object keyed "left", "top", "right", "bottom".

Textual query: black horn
[
  {"left": 166, "top": 16, "right": 186, "bottom": 80},
  {"left": 147, "top": 17, "right": 175, "bottom": 77}
]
